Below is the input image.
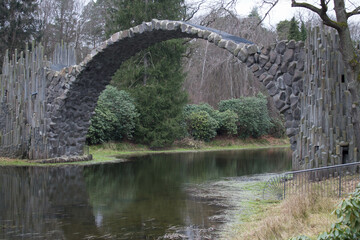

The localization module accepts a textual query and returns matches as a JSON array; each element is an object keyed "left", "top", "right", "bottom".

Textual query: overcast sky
[
  {"left": 187, "top": 0, "right": 360, "bottom": 30},
  {"left": 85, "top": 0, "right": 359, "bottom": 30}
]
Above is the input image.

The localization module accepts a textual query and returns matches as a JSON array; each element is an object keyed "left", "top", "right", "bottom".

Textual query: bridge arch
[
  {"left": 45, "top": 19, "right": 304, "bottom": 158},
  {"left": 0, "top": 20, "right": 304, "bottom": 159}
]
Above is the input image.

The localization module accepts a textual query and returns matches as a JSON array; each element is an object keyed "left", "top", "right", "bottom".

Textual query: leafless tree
[{"left": 183, "top": 10, "right": 280, "bottom": 120}]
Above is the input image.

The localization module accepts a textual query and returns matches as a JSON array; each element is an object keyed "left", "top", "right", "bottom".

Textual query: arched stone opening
[{"left": 0, "top": 20, "right": 304, "bottom": 160}]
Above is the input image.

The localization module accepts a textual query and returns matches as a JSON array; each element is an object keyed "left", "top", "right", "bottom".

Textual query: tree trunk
[{"left": 333, "top": 0, "right": 360, "bottom": 160}]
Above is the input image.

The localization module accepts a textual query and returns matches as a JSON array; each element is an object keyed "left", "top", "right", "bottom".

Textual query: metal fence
[{"left": 263, "top": 162, "right": 360, "bottom": 200}]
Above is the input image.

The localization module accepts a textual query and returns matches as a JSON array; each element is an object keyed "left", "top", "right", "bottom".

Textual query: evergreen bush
[
  {"left": 87, "top": 86, "right": 139, "bottom": 144},
  {"left": 215, "top": 110, "right": 238, "bottom": 136},
  {"left": 218, "top": 94, "right": 273, "bottom": 138},
  {"left": 186, "top": 110, "right": 218, "bottom": 141}
]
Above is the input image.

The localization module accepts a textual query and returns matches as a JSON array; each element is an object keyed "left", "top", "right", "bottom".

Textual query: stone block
[
  {"left": 288, "top": 61, "right": 297, "bottom": 75},
  {"left": 269, "top": 50, "right": 277, "bottom": 63},
  {"left": 200, "top": 30, "right": 212, "bottom": 39},
  {"left": 259, "top": 73, "right": 267, "bottom": 82},
  {"left": 290, "top": 94, "right": 299, "bottom": 106},
  {"left": 237, "top": 48, "right": 248, "bottom": 62},
  {"left": 166, "top": 22, "right": 175, "bottom": 30},
  {"left": 286, "top": 128, "right": 297, "bottom": 137},
  {"left": 263, "top": 75, "right": 273, "bottom": 86},
  {"left": 269, "top": 64, "right": 278, "bottom": 76},
  {"left": 279, "top": 104, "right": 291, "bottom": 113},
  {"left": 293, "top": 70, "right": 303, "bottom": 82},
  {"left": 259, "top": 54, "right": 269, "bottom": 67},
  {"left": 283, "top": 48, "right": 294, "bottom": 63},
  {"left": 292, "top": 82, "right": 301, "bottom": 96},
  {"left": 275, "top": 54, "right": 282, "bottom": 65},
  {"left": 246, "top": 55, "right": 255, "bottom": 67},
  {"left": 277, "top": 76, "right": 286, "bottom": 90},
  {"left": 280, "top": 61, "right": 288, "bottom": 73},
  {"left": 264, "top": 62, "right": 272, "bottom": 70},
  {"left": 276, "top": 40, "right": 287, "bottom": 54},
  {"left": 233, "top": 43, "right": 244, "bottom": 56},
  {"left": 246, "top": 44, "right": 258, "bottom": 55},
  {"left": 207, "top": 32, "right": 215, "bottom": 42},
  {"left": 261, "top": 45, "right": 271, "bottom": 55},
  {"left": 254, "top": 53, "right": 259, "bottom": 63},
  {"left": 274, "top": 96, "right": 285, "bottom": 109},
  {"left": 287, "top": 40, "right": 296, "bottom": 49},
  {"left": 252, "top": 64, "right": 259, "bottom": 73},
  {"left": 225, "top": 41, "right": 238, "bottom": 54},
  {"left": 254, "top": 68, "right": 265, "bottom": 78},
  {"left": 217, "top": 39, "right": 227, "bottom": 48},
  {"left": 293, "top": 108, "right": 301, "bottom": 120},
  {"left": 267, "top": 82, "right": 279, "bottom": 96}
]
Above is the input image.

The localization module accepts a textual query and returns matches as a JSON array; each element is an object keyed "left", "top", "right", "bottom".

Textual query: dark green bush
[
  {"left": 215, "top": 110, "right": 238, "bottom": 136},
  {"left": 186, "top": 110, "right": 218, "bottom": 141},
  {"left": 218, "top": 93, "right": 273, "bottom": 138},
  {"left": 87, "top": 86, "right": 139, "bottom": 145},
  {"left": 184, "top": 103, "right": 218, "bottom": 119}
]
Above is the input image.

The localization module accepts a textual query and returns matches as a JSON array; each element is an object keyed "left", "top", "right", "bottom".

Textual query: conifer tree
[
  {"left": 288, "top": 17, "right": 300, "bottom": 41},
  {"left": 104, "top": 0, "right": 188, "bottom": 148},
  {"left": 300, "top": 21, "right": 307, "bottom": 41}
]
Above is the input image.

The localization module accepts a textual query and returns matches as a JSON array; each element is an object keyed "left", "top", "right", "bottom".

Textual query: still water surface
[{"left": 0, "top": 148, "right": 291, "bottom": 239}]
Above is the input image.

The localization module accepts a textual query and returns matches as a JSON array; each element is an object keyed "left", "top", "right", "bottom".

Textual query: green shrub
[
  {"left": 87, "top": 86, "right": 139, "bottom": 145},
  {"left": 184, "top": 103, "right": 218, "bottom": 119},
  {"left": 215, "top": 110, "right": 238, "bottom": 136},
  {"left": 186, "top": 110, "right": 218, "bottom": 141},
  {"left": 218, "top": 93, "right": 273, "bottom": 138},
  {"left": 87, "top": 102, "right": 117, "bottom": 145},
  {"left": 317, "top": 184, "right": 360, "bottom": 240}
]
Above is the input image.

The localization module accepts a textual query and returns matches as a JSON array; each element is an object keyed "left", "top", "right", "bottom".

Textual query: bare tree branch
[
  {"left": 184, "top": 0, "right": 206, "bottom": 22},
  {"left": 347, "top": 6, "right": 360, "bottom": 18},
  {"left": 257, "top": 0, "right": 279, "bottom": 26},
  {"left": 291, "top": 0, "right": 341, "bottom": 31}
]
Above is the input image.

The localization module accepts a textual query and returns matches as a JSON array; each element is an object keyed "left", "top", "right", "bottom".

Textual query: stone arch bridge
[{"left": 0, "top": 20, "right": 354, "bottom": 169}]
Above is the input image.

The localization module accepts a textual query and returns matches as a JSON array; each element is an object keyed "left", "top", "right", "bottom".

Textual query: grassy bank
[
  {"left": 0, "top": 136, "right": 289, "bottom": 166},
  {"left": 89, "top": 136, "right": 289, "bottom": 162},
  {"left": 226, "top": 193, "right": 338, "bottom": 240}
]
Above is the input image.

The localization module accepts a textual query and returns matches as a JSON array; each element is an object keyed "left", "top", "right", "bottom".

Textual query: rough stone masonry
[{"left": 0, "top": 20, "right": 355, "bottom": 169}]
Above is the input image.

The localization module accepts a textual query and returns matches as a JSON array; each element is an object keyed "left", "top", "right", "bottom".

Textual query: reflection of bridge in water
[{"left": 0, "top": 20, "right": 355, "bottom": 169}]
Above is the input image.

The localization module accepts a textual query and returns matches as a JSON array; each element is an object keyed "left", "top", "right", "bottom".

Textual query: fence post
[
  {"left": 283, "top": 174, "right": 286, "bottom": 199},
  {"left": 339, "top": 172, "right": 342, "bottom": 197}
]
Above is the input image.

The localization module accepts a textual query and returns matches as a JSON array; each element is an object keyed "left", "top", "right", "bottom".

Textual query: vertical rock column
[{"left": 292, "top": 26, "right": 356, "bottom": 170}]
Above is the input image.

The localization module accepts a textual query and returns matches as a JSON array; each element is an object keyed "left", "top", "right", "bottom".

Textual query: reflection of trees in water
[
  {"left": 83, "top": 160, "right": 192, "bottom": 238},
  {"left": 83, "top": 148, "right": 291, "bottom": 237},
  {"left": 0, "top": 166, "right": 99, "bottom": 240},
  {"left": 0, "top": 148, "right": 291, "bottom": 239}
]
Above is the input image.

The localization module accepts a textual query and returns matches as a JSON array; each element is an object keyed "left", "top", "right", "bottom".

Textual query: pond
[{"left": 0, "top": 148, "right": 291, "bottom": 239}]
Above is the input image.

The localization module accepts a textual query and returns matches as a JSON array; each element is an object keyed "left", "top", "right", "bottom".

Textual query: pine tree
[
  {"left": 276, "top": 20, "right": 291, "bottom": 40},
  {"left": 105, "top": 0, "right": 188, "bottom": 148},
  {"left": 288, "top": 17, "right": 300, "bottom": 41},
  {"left": 300, "top": 21, "right": 307, "bottom": 41},
  {"left": 0, "top": 0, "right": 39, "bottom": 71}
]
